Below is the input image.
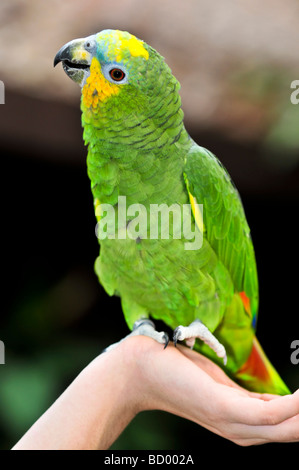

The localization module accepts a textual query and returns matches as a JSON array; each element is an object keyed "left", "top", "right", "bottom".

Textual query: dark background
[{"left": 0, "top": 0, "right": 298, "bottom": 452}]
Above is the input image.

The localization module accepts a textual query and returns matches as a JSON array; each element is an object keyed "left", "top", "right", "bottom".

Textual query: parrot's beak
[{"left": 54, "top": 36, "right": 95, "bottom": 85}]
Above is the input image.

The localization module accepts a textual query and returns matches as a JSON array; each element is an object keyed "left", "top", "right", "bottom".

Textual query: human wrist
[
  {"left": 115, "top": 335, "right": 168, "bottom": 414},
  {"left": 110, "top": 336, "right": 152, "bottom": 414}
]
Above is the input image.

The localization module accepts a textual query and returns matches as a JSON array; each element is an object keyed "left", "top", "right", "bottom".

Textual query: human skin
[{"left": 12, "top": 336, "right": 299, "bottom": 450}]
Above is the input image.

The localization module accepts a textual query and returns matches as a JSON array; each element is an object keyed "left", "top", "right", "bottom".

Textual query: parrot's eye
[
  {"left": 109, "top": 68, "right": 126, "bottom": 82},
  {"left": 102, "top": 64, "right": 128, "bottom": 85}
]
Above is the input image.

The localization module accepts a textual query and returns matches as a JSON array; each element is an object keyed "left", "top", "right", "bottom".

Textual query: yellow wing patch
[
  {"left": 189, "top": 192, "right": 205, "bottom": 233},
  {"left": 82, "top": 57, "right": 119, "bottom": 109},
  {"left": 94, "top": 198, "right": 102, "bottom": 222},
  {"left": 184, "top": 172, "right": 205, "bottom": 233}
]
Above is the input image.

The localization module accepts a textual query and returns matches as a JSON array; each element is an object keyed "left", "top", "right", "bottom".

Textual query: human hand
[{"left": 127, "top": 335, "right": 299, "bottom": 446}]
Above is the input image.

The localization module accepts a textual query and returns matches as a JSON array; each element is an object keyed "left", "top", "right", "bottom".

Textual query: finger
[
  {"left": 225, "top": 413, "right": 299, "bottom": 445},
  {"left": 189, "top": 417, "right": 269, "bottom": 446},
  {"left": 245, "top": 392, "right": 284, "bottom": 401},
  {"left": 223, "top": 389, "right": 299, "bottom": 426},
  {"left": 259, "top": 414, "right": 299, "bottom": 443}
]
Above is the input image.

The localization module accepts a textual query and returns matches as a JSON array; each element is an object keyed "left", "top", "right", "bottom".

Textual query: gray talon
[
  {"left": 173, "top": 327, "right": 181, "bottom": 346},
  {"left": 163, "top": 333, "right": 169, "bottom": 349}
]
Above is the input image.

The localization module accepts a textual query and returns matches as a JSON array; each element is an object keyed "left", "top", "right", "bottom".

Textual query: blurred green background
[{"left": 0, "top": 0, "right": 298, "bottom": 451}]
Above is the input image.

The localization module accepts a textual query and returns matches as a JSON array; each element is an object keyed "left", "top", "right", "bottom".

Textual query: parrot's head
[{"left": 54, "top": 29, "right": 180, "bottom": 119}]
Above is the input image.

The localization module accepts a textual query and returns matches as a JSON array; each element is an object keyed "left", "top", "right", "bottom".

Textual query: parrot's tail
[{"left": 235, "top": 336, "right": 290, "bottom": 395}]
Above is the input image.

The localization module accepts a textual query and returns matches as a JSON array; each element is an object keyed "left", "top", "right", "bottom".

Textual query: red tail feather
[{"left": 235, "top": 336, "right": 290, "bottom": 395}]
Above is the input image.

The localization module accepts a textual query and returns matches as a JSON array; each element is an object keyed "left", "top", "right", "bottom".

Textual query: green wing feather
[
  {"left": 182, "top": 142, "right": 261, "bottom": 375},
  {"left": 184, "top": 143, "right": 259, "bottom": 326}
]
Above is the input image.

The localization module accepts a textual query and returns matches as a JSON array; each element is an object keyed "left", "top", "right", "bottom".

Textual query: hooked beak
[{"left": 54, "top": 36, "right": 95, "bottom": 84}]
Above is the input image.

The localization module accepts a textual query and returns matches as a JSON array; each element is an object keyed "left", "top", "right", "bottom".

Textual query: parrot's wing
[{"left": 183, "top": 143, "right": 258, "bottom": 328}]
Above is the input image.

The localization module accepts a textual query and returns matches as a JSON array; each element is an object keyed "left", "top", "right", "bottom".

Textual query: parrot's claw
[
  {"left": 103, "top": 319, "right": 169, "bottom": 352},
  {"left": 173, "top": 327, "right": 180, "bottom": 347},
  {"left": 133, "top": 319, "right": 169, "bottom": 348},
  {"left": 163, "top": 332, "right": 170, "bottom": 349},
  {"left": 173, "top": 320, "right": 227, "bottom": 366}
]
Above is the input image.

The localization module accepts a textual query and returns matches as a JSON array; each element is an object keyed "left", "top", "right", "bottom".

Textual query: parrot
[{"left": 54, "top": 29, "right": 289, "bottom": 395}]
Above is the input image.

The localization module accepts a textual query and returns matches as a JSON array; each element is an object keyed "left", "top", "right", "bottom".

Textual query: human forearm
[{"left": 12, "top": 345, "right": 138, "bottom": 450}]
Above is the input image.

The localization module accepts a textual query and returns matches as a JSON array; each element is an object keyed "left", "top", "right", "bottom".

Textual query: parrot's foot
[
  {"left": 103, "top": 319, "right": 169, "bottom": 353},
  {"left": 173, "top": 319, "right": 227, "bottom": 365}
]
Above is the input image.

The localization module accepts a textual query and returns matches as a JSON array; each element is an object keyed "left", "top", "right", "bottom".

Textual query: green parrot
[{"left": 54, "top": 29, "right": 289, "bottom": 395}]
